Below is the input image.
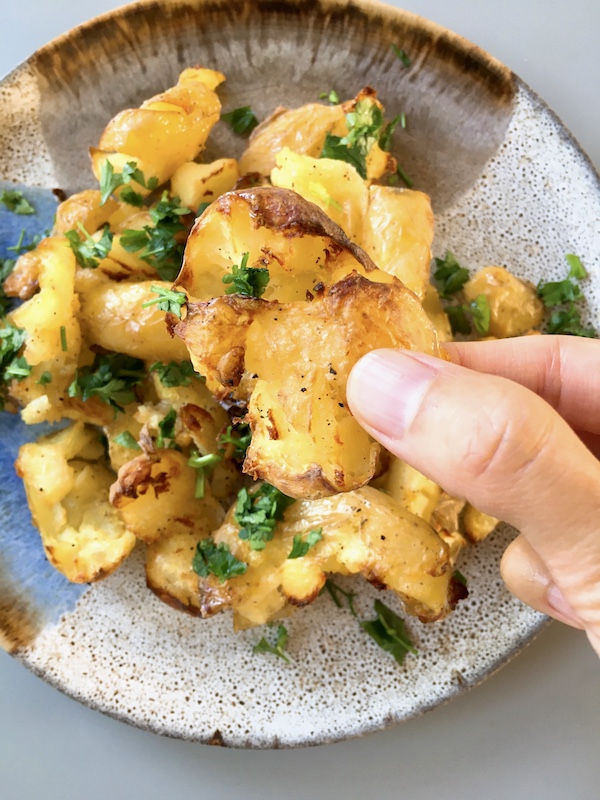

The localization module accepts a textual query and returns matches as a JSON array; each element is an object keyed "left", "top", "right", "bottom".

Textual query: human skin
[{"left": 346, "top": 335, "right": 600, "bottom": 657}]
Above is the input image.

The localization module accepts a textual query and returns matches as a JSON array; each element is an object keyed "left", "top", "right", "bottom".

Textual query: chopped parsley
[
  {"left": 99, "top": 160, "right": 159, "bottom": 206},
  {"left": 142, "top": 285, "right": 187, "bottom": 318},
  {"left": 36, "top": 370, "right": 52, "bottom": 386},
  {"left": 120, "top": 192, "right": 191, "bottom": 281},
  {"left": 319, "top": 89, "right": 340, "bottom": 104},
  {"left": 222, "top": 252, "right": 270, "bottom": 298},
  {"left": 64, "top": 223, "right": 113, "bottom": 269},
  {"left": 197, "top": 201, "right": 212, "bottom": 216},
  {"left": 360, "top": 599, "right": 417, "bottom": 665},
  {"left": 7, "top": 228, "right": 45, "bottom": 256},
  {"left": 288, "top": 528, "right": 323, "bottom": 559},
  {"left": 445, "top": 295, "right": 491, "bottom": 336},
  {"left": 378, "top": 115, "right": 403, "bottom": 151},
  {"left": 253, "top": 624, "right": 290, "bottom": 663},
  {"left": 320, "top": 98, "right": 391, "bottom": 180},
  {"left": 149, "top": 360, "right": 196, "bottom": 387},
  {"left": 394, "top": 163, "right": 414, "bottom": 188},
  {"left": 434, "top": 252, "right": 469, "bottom": 298},
  {"left": 155, "top": 408, "right": 178, "bottom": 449},
  {"left": 323, "top": 578, "right": 358, "bottom": 617},
  {"left": 453, "top": 569, "right": 468, "bottom": 587},
  {"left": 113, "top": 431, "right": 141, "bottom": 450},
  {"left": 3, "top": 355, "right": 31, "bottom": 381},
  {"left": 187, "top": 450, "right": 222, "bottom": 498},
  {"left": 192, "top": 539, "right": 248, "bottom": 583},
  {"left": 0, "top": 323, "right": 30, "bottom": 396},
  {"left": 537, "top": 254, "right": 597, "bottom": 338},
  {"left": 0, "top": 257, "right": 16, "bottom": 314},
  {"left": 0, "top": 190, "right": 35, "bottom": 215},
  {"left": 391, "top": 44, "right": 411, "bottom": 67},
  {"left": 221, "top": 106, "right": 259, "bottom": 135},
  {"left": 234, "top": 483, "right": 295, "bottom": 551},
  {"left": 59, "top": 325, "right": 68, "bottom": 352},
  {"left": 68, "top": 352, "right": 145, "bottom": 413},
  {"left": 218, "top": 422, "right": 252, "bottom": 462}
]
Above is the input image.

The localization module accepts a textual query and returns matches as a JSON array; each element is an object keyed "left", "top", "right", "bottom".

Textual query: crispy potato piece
[
  {"left": 380, "top": 459, "right": 441, "bottom": 523},
  {"left": 54, "top": 189, "right": 119, "bottom": 235},
  {"left": 91, "top": 68, "right": 223, "bottom": 191},
  {"left": 176, "top": 272, "right": 439, "bottom": 499},
  {"left": 462, "top": 504, "right": 500, "bottom": 542},
  {"left": 239, "top": 103, "right": 346, "bottom": 176},
  {"left": 170, "top": 158, "right": 239, "bottom": 210},
  {"left": 110, "top": 448, "right": 224, "bottom": 545},
  {"left": 175, "top": 186, "right": 394, "bottom": 303},
  {"left": 16, "top": 423, "right": 136, "bottom": 583},
  {"left": 199, "top": 486, "right": 462, "bottom": 629},
  {"left": 361, "top": 186, "right": 434, "bottom": 300},
  {"left": 463, "top": 266, "right": 544, "bottom": 338},
  {"left": 4, "top": 248, "right": 42, "bottom": 301},
  {"left": 271, "top": 147, "right": 368, "bottom": 241},
  {"left": 78, "top": 278, "right": 188, "bottom": 362}
]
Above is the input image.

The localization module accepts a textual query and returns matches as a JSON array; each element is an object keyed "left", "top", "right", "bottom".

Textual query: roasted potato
[
  {"left": 54, "top": 189, "right": 119, "bottom": 236},
  {"left": 462, "top": 504, "right": 500, "bottom": 542},
  {"left": 199, "top": 486, "right": 463, "bottom": 630},
  {"left": 170, "top": 158, "right": 239, "bottom": 211},
  {"left": 463, "top": 266, "right": 544, "bottom": 337},
  {"left": 15, "top": 423, "right": 136, "bottom": 583}
]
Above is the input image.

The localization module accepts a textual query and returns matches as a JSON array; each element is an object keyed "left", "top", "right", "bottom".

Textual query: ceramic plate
[{"left": 1, "top": 0, "right": 598, "bottom": 748}]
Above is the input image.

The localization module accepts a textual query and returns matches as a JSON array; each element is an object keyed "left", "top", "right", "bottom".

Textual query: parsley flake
[
  {"left": 320, "top": 98, "right": 387, "bottom": 180},
  {"left": 221, "top": 106, "right": 259, "bottom": 135},
  {"left": 187, "top": 450, "right": 222, "bottom": 498},
  {"left": 566, "top": 253, "right": 588, "bottom": 280},
  {"left": 149, "top": 360, "right": 196, "bottom": 387},
  {"left": 360, "top": 599, "right": 417, "bottom": 665},
  {"left": 68, "top": 353, "right": 144, "bottom": 413},
  {"left": 99, "top": 160, "right": 159, "bottom": 206},
  {"left": 323, "top": 578, "right": 358, "bottom": 617},
  {"left": 234, "top": 483, "right": 294, "bottom": 551},
  {"left": 142, "top": 285, "right": 187, "bottom": 318},
  {"left": 113, "top": 431, "right": 141, "bottom": 450},
  {"left": 64, "top": 223, "right": 113, "bottom": 269},
  {"left": 537, "top": 278, "right": 583, "bottom": 307},
  {"left": 156, "top": 408, "right": 178, "bottom": 449},
  {"left": 391, "top": 44, "right": 411, "bottom": 67},
  {"left": 193, "top": 539, "right": 248, "bottom": 583},
  {"left": 288, "top": 528, "right": 323, "bottom": 559},
  {"left": 0, "top": 323, "right": 30, "bottom": 398},
  {"left": 253, "top": 624, "right": 290, "bottom": 663},
  {"left": 319, "top": 89, "right": 340, "bottom": 104},
  {"left": 218, "top": 422, "right": 252, "bottom": 462},
  {"left": 222, "top": 252, "right": 270, "bottom": 298},
  {"left": 0, "top": 190, "right": 35, "bottom": 215},
  {"left": 36, "top": 370, "right": 52, "bottom": 386},
  {"left": 546, "top": 304, "right": 596, "bottom": 338},
  {"left": 59, "top": 325, "right": 68, "bottom": 353},
  {"left": 0, "top": 257, "right": 16, "bottom": 314},
  {"left": 453, "top": 569, "right": 468, "bottom": 587},
  {"left": 433, "top": 251, "right": 470, "bottom": 298}
]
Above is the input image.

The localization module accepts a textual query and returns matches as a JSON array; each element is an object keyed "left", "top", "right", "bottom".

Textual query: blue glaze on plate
[{"left": 1, "top": 183, "right": 87, "bottom": 631}]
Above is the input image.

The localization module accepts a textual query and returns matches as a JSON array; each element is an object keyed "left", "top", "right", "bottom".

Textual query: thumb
[{"left": 346, "top": 349, "right": 600, "bottom": 656}]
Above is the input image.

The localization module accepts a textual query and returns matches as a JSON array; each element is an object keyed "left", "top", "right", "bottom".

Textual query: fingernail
[
  {"left": 547, "top": 584, "right": 584, "bottom": 629},
  {"left": 347, "top": 350, "right": 438, "bottom": 438}
]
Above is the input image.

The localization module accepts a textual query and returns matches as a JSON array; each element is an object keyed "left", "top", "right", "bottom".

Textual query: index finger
[{"left": 443, "top": 335, "right": 600, "bottom": 435}]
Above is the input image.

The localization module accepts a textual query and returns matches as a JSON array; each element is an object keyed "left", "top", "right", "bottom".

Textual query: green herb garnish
[
  {"left": 395, "top": 163, "right": 414, "bottom": 188},
  {"left": 99, "top": 160, "right": 159, "bottom": 206},
  {"left": 218, "top": 422, "right": 252, "bottom": 462},
  {"left": 360, "top": 599, "right": 417, "bottom": 665},
  {"left": 113, "top": 431, "right": 141, "bottom": 450},
  {"left": 222, "top": 252, "right": 270, "bottom": 298},
  {"left": 0, "top": 323, "right": 30, "bottom": 397},
  {"left": 0, "top": 190, "right": 35, "bottom": 215},
  {"left": 64, "top": 223, "right": 113, "bottom": 269},
  {"left": 68, "top": 352, "right": 145, "bottom": 413},
  {"left": 433, "top": 251, "right": 470, "bottom": 298},
  {"left": 391, "top": 44, "right": 411, "bottom": 67},
  {"left": 453, "top": 569, "right": 468, "bottom": 587},
  {"left": 537, "top": 279, "right": 583, "bottom": 307},
  {"left": 59, "top": 325, "right": 68, "bottom": 352},
  {"left": 193, "top": 539, "right": 248, "bottom": 583},
  {"left": 546, "top": 304, "right": 596, "bottom": 338},
  {"left": 156, "top": 408, "right": 178, "bottom": 449},
  {"left": 149, "top": 360, "right": 196, "bottom": 387},
  {"left": 537, "top": 254, "right": 596, "bottom": 338},
  {"left": 7, "top": 228, "right": 45, "bottom": 255},
  {"left": 142, "top": 285, "right": 187, "bottom": 318},
  {"left": 320, "top": 98, "right": 387, "bottom": 180},
  {"left": 221, "top": 106, "right": 259, "bottom": 135},
  {"left": 319, "top": 89, "right": 340, "bottom": 104},
  {"left": 120, "top": 192, "right": 191, "bottom": 281},
  {"left": 36, "top": 370, "right": 52, "bottom": 386},
  {"left": 187, "top": 450, "right": 222, "bottom": 498},
  {"left": 234, "top": 483, "right": 295, "bottom": 551},
  {"left": 0, "top": 257, "right": 16, "bottom": 314},
  {"left": 566, "top": 253, "right": 588, "bottom": 280},
  {"left": 253, "top": 624, "right": 290, "bottom": 663},
  {"left": 288, "top": 528, "right": 323, "bottom": 559},
  {"left": 445, "top": 295, "right": 491, "bottom": 336},
  {"left": 323, "top": 578, "right": 358, "bottom": 617}
]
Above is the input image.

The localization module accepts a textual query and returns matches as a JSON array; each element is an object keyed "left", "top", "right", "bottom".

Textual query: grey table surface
[{"left": 0, "top": 1, "right": 599, "bottom": 798}]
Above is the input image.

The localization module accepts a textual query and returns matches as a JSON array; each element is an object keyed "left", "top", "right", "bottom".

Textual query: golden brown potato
[
  {"left": 361, "top": 186, "right": 434, "bottom": 300},
  {"left": 4, "top": 248, "right": 42, "bottom": 300},
  {"left": 170, "top": 158, "right": 239, "bottom": 211},
  {"left": 54, "top": 189, "right": 119, "bottom": 236},
  {"left": 463, "top": 266, "right": 544, "bottom": 338},
  {"left": 78, "top": 278, "right": 189, "bottom": 362},
  {"left": 91, "top": 67, "right": 223, "bottom": 192},
  {"left": 422, "top": 284, "right": 453, "bottom": 342},
  {"left": 176, "top": 271, "right": 439, "bottom": 499},
  {"left": 380, "top": 459, "right": 441, "bottom": 523},
  {"left": 175, "top": 186, "right": 395, "bottom": 304},
  {"left": 110, "top": 449, "right": 224, "bottom": 545},
  {"left": 16, "top": 423, "right": 136, "bottom": 583},
  {"left": 462, "top": 503, "right": 500, "bottom": 542},
  {"left": 199, "top": 486, "right": 462, "bottom": 630}
]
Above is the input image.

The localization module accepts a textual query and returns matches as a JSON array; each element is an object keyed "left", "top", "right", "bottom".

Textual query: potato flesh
[
  {"left": 200, "top": 486, "right": 455, "bottom": 629},
  {"left": 15, "top": 424, "right": 136, "bottom": 583},
  {"left": 54, "top": 189, "right": 119, "bottom": 236},
  {"left": 170, "top": 158, "right": 239, "bottom": 211},
  {"left": 463, "top": 266, "right": 544, "bottom": 338},
  {"left": 78, "top": 278, "right": 189, "bottom": 362}
]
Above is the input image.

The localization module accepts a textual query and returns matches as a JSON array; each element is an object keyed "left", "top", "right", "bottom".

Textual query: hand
[{"left": 347, "top": 335, "right": 600, "bottom": 657}]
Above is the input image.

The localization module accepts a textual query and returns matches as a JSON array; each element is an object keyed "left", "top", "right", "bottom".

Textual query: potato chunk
[
  {"left": 15, "top": 423, "right": 136, "bottom": 583},
  {"left": 176, "top": 272, "right": 438, "bottom": 499},
  {"left": 170, "top": 158, "right": 239, "bottom": 210},
  {"left": 199, "top": 487, "right": 462, "bottom": 629},
  {"left": 463, "top": 266, "right": 544, "bottom": 337}
]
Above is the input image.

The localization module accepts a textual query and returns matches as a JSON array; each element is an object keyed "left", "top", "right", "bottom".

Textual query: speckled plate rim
[{"left": 0, "top": 0, "right": 597, "bottom": 748}]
